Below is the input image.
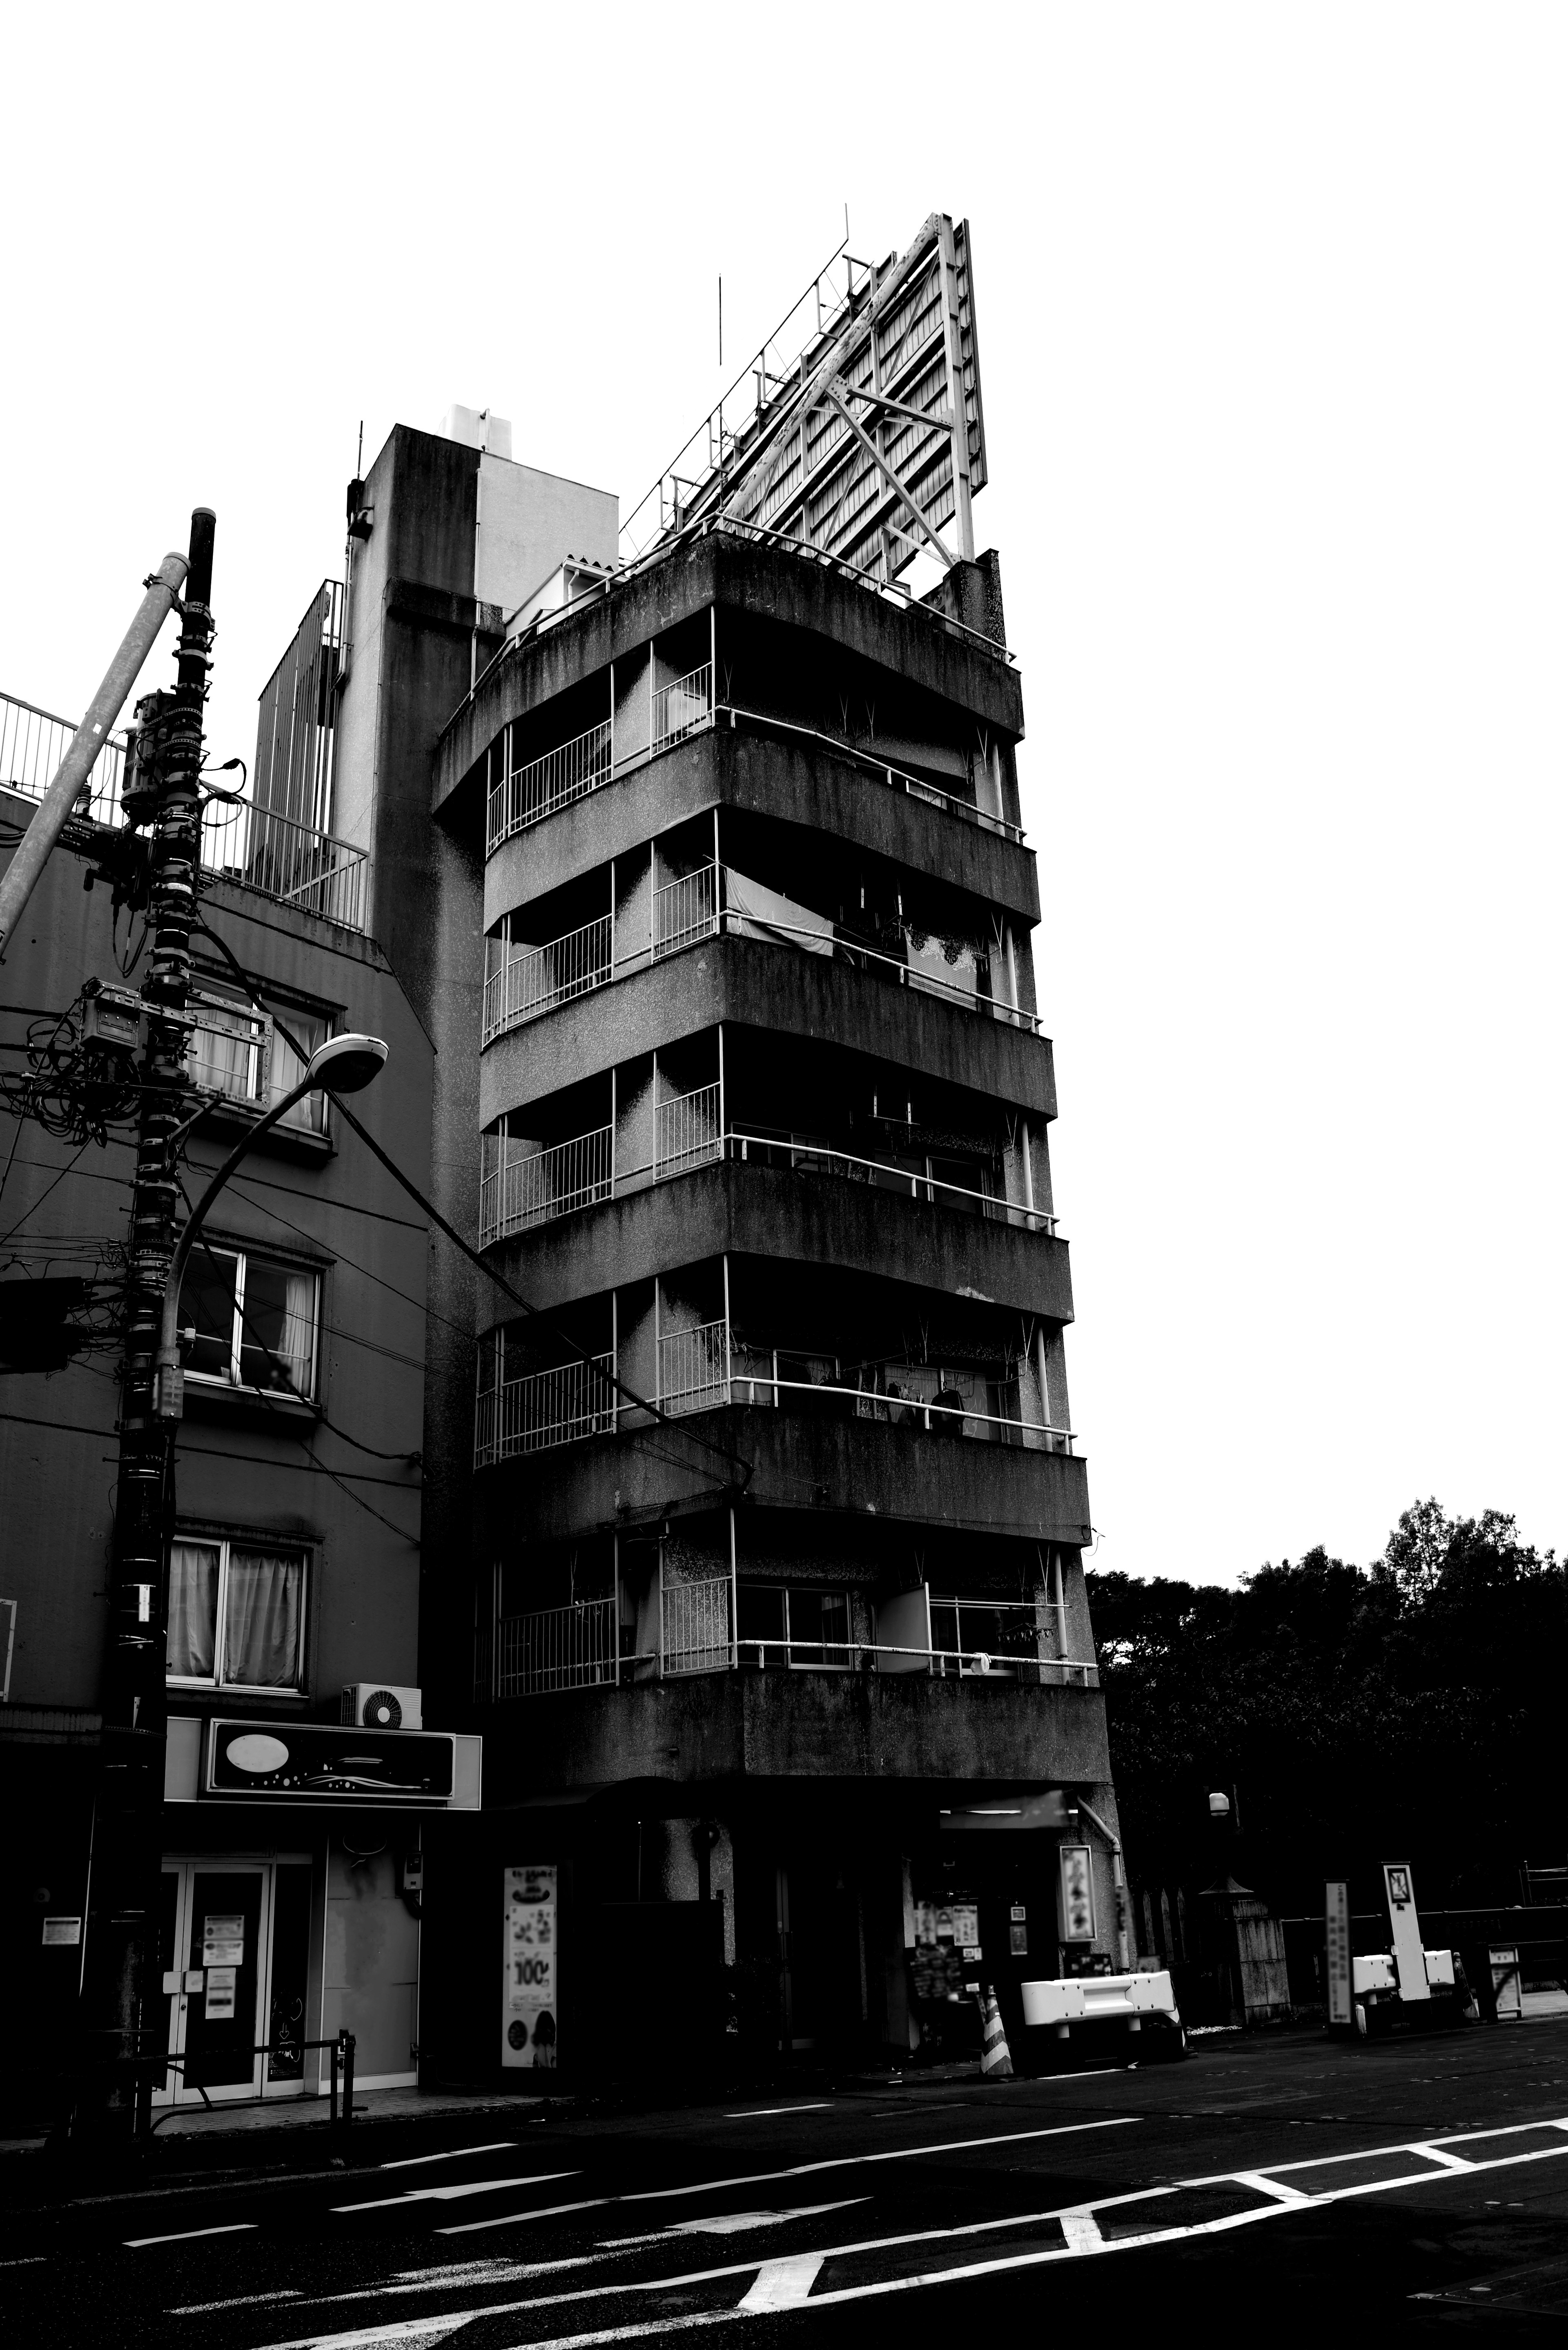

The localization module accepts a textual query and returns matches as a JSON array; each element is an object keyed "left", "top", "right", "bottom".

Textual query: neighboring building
[{"left": 0, "top": 726, "right": 456, "bottom": 2124}]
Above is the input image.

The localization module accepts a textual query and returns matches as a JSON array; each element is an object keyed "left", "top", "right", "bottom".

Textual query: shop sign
[
  {"left": 1059, "top": 1845, "right": 1094, "bottom": 1942},
  {"left": 1325, "top": 1880, "right": 1352, "bottom": 2027},
  {"left": 503, "top": 1865, "right": 559, "bottom": 2070},
  {"left": 205, "top": 1718, "right": 457, "bottom": 1803},
  {"left": 1009, "top": 1904, "right": 1029, "bottom": 1956},
  {"left": 41, "top": 1917, "right": 82, "bottom": 1946}
]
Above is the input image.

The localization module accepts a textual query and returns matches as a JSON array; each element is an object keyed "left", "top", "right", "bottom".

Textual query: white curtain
[
  {"left": 167, "top": 1542, "right": 219, "bottom": 1679},
  {"left": 224, "top": 1549, "right": 303, "bottom": 1688},
  {"left": 277, "top": 1271, "right": 316, "bottom": 1396}
]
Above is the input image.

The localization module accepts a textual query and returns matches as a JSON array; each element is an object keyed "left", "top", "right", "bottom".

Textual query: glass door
[{"left": 152, "top": 1859, "right": 314, "bottom": 2105}]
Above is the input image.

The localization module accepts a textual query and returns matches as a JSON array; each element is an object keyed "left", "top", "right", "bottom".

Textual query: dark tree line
[{"left": 1086, "top": 1501, "right": 1565, "bottom": 1917}]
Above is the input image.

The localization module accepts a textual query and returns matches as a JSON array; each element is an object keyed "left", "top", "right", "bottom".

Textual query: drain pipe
[
  {"left": 0, "top": 551, "right": 187, "bottom": 961},
  {"left": 1076, "top": 1795, "right": 1132, "bottom": 1971}
]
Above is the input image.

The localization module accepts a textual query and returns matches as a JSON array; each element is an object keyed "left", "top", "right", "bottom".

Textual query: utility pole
[{"left": 79, "top": 508, "right": 215, "bottom": 2131}]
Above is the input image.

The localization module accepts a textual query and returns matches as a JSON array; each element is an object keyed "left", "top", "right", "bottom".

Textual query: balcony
[
  {"left": 481, "top": 676, "right": 1024, "bottom": 863},
  {"left": 1, "top": 683, "right": 369, "bottom": 933},
  {"left": 481, "top": 860, "right": 1040, "bottom": 1052},
  {"left": 477, "top": 1574, "right": 1098, "bottom": 1703},
  {"left": 480, "top": 1091, "right": 1053, "bottom": 1252},
  {"left": 486, "top": 661, "right": 713, "bottom": 854},
  {"left": 474, "top": 1317, "right": 1073, "bottom": 1470}
]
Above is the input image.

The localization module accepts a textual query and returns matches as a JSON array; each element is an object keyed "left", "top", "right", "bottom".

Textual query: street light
[{"left": 152, "top": 1031, "right": 388, "bottom": 1420}]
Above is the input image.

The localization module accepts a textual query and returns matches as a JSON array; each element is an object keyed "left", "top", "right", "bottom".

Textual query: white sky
[{"left": 4, "top": 7, "right": 1564, "bottom": 1584}]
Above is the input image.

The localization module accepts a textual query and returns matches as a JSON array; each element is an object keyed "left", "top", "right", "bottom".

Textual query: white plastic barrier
[{"left": 1021, "top": 1969, "right": 1178, "bottom": 2028}]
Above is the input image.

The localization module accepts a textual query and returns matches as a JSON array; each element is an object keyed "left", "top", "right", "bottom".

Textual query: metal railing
[
  {"left": 656, "top": 1081, "right": 722, "bottom": 1176},
  {"left": 474, "top": 1112, "right": 1055, "bottom": 1248},
  {"left": 488, "top": 717, "right": 613, "bottom": 853},
  {"left": 659, "top": 1318, "right": 730, "bottom": 1414},
  {"left": 482, "top": 913, "right": 612, "bottom": 1042},
  {"left": 653, "top": 661, "right": 712, "bottom": 751},
  {"left": 654, "top": 862, "right": 718, "bottom": 957},
  {"left": 496, "top": 1598, "right": 618, "bottom": 1696},
  {"left": 2, "top": 686, "right": 369, "bottom": 934},
  {"left": 735, "top": 1635, "right": 1098, "bottom": 1685},
  {"left": 662, "top": 1575, "right": 734, "bottom": 1674},
  {"left": 474, "top": 1352, "right": 617, "bottom": 1465},
  {"left": 0, "top": 689, "right": 126, "bottom": 823},
  {"left": 227, "top": 800, "right": 368, "bottom": 932},
  {"left": 480, "top": 1124, "right": 613, "bottom": 1246},
  {"left": 481, "top": 870, "right": 1037, "bottom": 1051},
  {"left": 721, "top": 704, "right": 1024, "bottom": 845}
]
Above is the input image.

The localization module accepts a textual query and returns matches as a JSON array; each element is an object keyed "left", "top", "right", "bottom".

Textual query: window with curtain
[
  {"left": 167, "top": 1538, "right": 306, "bottom": 1689},
  {"left": 186, "top": 988, "right": 329, "bottom": 1133},
  {"left": 177, "top": 1246, "right": 321, "bottom": 1399}
]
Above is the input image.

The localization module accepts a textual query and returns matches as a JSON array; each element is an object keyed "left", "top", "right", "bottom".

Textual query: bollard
[{"left": 340, "top": 2030, "right": 356, "bottom": 2130}]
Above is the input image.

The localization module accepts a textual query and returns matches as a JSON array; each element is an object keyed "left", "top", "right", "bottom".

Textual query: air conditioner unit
[{"left": 341, "top": 1682, "right": 422, "bottom": 1731}]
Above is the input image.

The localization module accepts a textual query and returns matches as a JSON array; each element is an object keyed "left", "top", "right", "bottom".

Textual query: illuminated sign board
[{"left": 204, "top": 1718, "right": 456, "bottom": 1804}]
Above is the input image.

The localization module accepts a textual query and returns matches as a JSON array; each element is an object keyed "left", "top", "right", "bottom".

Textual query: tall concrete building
[{"left": 310, "top": 219, "right": 1129, "bottom": 2079}]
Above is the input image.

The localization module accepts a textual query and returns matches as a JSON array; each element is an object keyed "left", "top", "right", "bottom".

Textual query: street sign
[
  {"left": 1325, "top": 1880, "right": 1352, "bottom": 2026},
  {"left": 1059, "top": 1845, "right": 1095, "bottom": 1943},
  {"left": 1383, "top": 1861, "right": 1430, "bottom": 2002}
]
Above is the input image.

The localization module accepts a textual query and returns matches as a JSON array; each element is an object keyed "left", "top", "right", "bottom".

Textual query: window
[
  {"left": 187, "top": 988, "right": 329, "bottom": 1133},
  {"left": 737, "top": 1581, "right": 851, "bottom": 1668},
  {"left": 180, "top": 1246, "right": 320, "bottom": 1400},
  {"left": 167, "top": 1538, "right": 307, "bottom": 1690}
]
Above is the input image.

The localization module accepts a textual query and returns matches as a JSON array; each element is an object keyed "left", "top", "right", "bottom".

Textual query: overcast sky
[{"left": 4, "top": 7, "right": 1563, "bottom": 1584}]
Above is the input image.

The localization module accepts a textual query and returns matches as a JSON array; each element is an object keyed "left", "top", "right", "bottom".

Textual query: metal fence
[
  {"left": 479, "top": 1124, "right": 613, "bottom": 1246},
  {"left": 227, "top": 801, "right": 368, "bottom": 932},
  {"left": 487, "top": 718, "right": 613, "bottom": 854},
  {"left": 474, "top": 1352, "right": 617, "bottom": 1465},
  {"left": 662, "top": 1576, "right": 733, "bottom": 1674},
  {"left": 483, "top": 914, "right": 612, "bottom": 1042},
  {"left": 653, "top": 661, "right": 712, "bottom": 751},
  {"left": 659, "top": 1319, "right": 730, "bottom": 1414},
  {"left": 496, "top": 1598, "right": 619, "bottom": 1696}
]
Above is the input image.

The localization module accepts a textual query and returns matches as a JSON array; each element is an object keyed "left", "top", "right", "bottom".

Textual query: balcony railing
[
  {"left": 494, "top": 1597, "right": 618, "bottom": 1697},
  {"left": 655, "top": 1081, "right": 721, "bottom": 1177},
  {"left": 0, "top": 689, "right": 126, "bottom": 824},
  {"left": 662, "top": 1575, "right": 734, "bottom": 1674},
  {"left": 477, "top": 1609, "right": 1099, "bottom": 1699},
  {"left": 658, "top": 1319, "right": 731, "bottom": 1414},
  {"left": 487, "top": 717, "right": 613, "bottom": 853},
  {"left": 481, "top": 867, "right": 1040, "bottom": 1051},
  {"left": 480, "top": 1124, "right": 613, "bottom": 1246},
  {"left": 654, "top": 861, "right": 718, "bottom": 956},
  {"left": 482, "top": 913, "right": 612, "bottom": 1043},
  {"left": 2, "top": 685, "right": 369, "bottom": 933},
  {"left": 474, "top": 1352, "right": 617, "bottom": 1466},
  {"left": 653, "top": 661, "right": 713, "bottom": 752},
  {"left": 476, "top": 1098, "right": 1056, "bottom": 1251}
]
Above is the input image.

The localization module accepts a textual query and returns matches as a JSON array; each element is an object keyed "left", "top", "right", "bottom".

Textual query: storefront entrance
[{"left": 152, "top": 1857, "right": 314, "bottom": 2105}]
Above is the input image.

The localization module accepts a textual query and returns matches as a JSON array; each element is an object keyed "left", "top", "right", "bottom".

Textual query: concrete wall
[{"left": 475, "top": 454, "right": 617, "bottom": 615}]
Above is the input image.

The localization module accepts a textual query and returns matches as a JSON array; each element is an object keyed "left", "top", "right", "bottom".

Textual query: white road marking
[
  {"left": 600, "top": 2199, "right": 867, "bottom": 2245},
  {"left": 334, "top": 2171, "right": 578, "bottom": 2213},
  {"left": 1232, "top": 2170, "right": 1310, "bottom": 2204},
  {"left": 724, "top": 2103, "right": 832, "bottom": 2119},
  {"left": 737, "top": 2253, "right": 826, "bottom": 2311},
  {"left": 377, "top": 2142, "right": 517, "bottom": 2171},
  {"left": 169, "top": 2291, "right": 304, "bottom": 2316},
  {"left": 436, "top": 2116, "right": 1139, "bottom": 2234},
  {"left": 126, "top": 2221, "right": 258, "bottom": 2249},
  {"left": 1058, "top": 2210, "right": 1103, "bottom": 2251}
]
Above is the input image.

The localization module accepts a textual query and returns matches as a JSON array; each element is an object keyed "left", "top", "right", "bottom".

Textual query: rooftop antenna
[
  {"left": 356, "top": 419, "right": 363, "bottom": 475},
  {"left": 718, "top": 275, "right": 722, "bottom": 368}
]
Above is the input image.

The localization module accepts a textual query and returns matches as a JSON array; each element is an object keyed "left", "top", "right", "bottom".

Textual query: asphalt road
[{"left": 7, "top": 2022, "right": 1568, "bottom": 2344}]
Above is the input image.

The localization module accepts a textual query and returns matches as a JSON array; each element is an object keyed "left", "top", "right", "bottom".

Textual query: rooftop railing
[
  {"left": 1, "top": 685, "right": 369, "bottom": 933},
  {"left": 477, "top": 1088, "right": 1054, "bottom": 1251}
]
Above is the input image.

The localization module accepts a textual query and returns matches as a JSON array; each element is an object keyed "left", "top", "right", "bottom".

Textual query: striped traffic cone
[{"left": 979, "top": 1984, "right": 1014, "bottom": 2079}]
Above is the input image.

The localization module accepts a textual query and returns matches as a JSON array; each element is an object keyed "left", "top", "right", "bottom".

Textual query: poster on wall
[
  {"left": 1059, "top": 1844, "right": 1095, "bottom": 1942},
  {"left": 502, "top": 1865, "right": 559, "bottom": 2069}
]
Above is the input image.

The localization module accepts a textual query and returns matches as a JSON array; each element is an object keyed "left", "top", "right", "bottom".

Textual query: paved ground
[{"left": 6, "top": 2019, "right": 1568, "bottom": 2343}]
